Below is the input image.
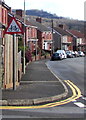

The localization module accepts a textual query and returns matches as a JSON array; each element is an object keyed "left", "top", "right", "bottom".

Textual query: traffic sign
[{"left": 4, "top": 17, "right": 23, "bottom": 35}]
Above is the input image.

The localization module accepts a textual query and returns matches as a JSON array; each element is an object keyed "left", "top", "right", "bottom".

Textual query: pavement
[{"left": 1, "top": 59, "right": 68, "bottom": 106}]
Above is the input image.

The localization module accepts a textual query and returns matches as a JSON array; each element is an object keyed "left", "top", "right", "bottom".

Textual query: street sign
[{"left": 4, "top": 17, "right": 23, "bottom": 35}]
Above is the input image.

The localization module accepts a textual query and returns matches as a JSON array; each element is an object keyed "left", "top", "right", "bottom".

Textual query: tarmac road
[
  {"left": 2, "top": 57, "right": 86, "bottom": 119},
  {"left": 46, "top": 57, "right": 85, "bottom": 96}
]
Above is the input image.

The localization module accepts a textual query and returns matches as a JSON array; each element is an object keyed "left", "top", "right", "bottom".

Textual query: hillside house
[
  {"left": 67, "top": 30, "right": 86, "bottom": 51},
  {"left": 53, "top": 25, "right": 73, "bottom": 51},
  {"left": 25, "top": 20, "right": 38, "bottom": 55},
  {"left": 29, "top": 18, "right": 52, "bottom": 53}
]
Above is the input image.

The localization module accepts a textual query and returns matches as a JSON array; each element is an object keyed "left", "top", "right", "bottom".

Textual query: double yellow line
[{"left": 0, "top": 80, "right": 82, "bottom": 109}]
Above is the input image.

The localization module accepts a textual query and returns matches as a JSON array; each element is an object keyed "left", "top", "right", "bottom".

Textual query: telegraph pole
[{"left": 51, "top": 19, "right": 54, "bottom": 55}]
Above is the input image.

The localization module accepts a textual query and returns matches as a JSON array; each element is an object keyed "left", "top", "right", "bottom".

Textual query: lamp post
[{"left": 23, "top": 0, "right": 26, "bottom": 74}]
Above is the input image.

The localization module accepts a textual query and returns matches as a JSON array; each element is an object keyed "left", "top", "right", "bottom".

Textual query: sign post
[
  {"left": 4, "top": 17, "right": 23, "bottom": 90},
  {"left": 13, "top": 34, "right": 16, "bottom": 90}
]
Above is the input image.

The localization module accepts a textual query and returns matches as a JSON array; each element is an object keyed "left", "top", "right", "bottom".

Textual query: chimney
[
  {"left": 59, "top": 24, "right": 64, "bottom": 29},
  {"left": 59, "top": 24, "right": 68, "bottom": 30},
  {"left": 16, "top": 9, "right": 24, "bottom": 17},
  {"left": 36, "top": 17, "right": 42, "bottom": 23}
]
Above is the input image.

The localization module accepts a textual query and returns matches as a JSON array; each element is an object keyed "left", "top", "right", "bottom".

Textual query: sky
[{"left": 5, "top": 0, "right": 85, "bottom": 20}]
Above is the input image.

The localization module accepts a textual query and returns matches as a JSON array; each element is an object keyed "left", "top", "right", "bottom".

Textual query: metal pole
[
  {"left": 51, "top": 19, "right": 54, "bottom": 55},
  {"left": 23, "top": 0, "right": 26, "bottom": 74},
  {"left": 13, "top": 34, "right": 16, "bottom": 90}
]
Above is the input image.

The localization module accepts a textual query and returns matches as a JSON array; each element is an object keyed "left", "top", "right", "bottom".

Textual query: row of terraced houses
[{"left": 0, "top": 0, "right": 86, "bottom": 89}]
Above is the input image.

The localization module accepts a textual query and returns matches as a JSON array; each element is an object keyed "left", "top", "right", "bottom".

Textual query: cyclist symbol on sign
[{"left": 8, "top": 25, "right": 19, "bottom": 32}]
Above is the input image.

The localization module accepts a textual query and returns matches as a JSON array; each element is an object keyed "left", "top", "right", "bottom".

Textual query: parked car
[
  {"left": 51, "top": 52, "right": 63, "bottom": 60},
  {"left": 66, "top": 51, "right": 74, "bottom": 58},
  {"left": 74, "top": 51, "right": 79, "bottom": 57},
  {"left": 78, "top": 51, "right": 85, "bottom": 57},
  {"left": 56, "top": 50, "right": 67, "bottom": 59},
  {"left": 71, "top": 51, "right": 76, "bottom": 57}
]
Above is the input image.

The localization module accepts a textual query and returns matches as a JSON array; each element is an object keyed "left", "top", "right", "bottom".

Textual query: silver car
[{"left": 56, "top": 50, "right": 67, "bottom": 59}]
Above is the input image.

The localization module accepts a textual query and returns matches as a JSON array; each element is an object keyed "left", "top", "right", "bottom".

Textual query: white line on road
[
  {"left": 74, "top": 102, "right": 85, "bottom": 108},
  {"left": 20, "top": 81, "right": 60, "bottom": 83}
]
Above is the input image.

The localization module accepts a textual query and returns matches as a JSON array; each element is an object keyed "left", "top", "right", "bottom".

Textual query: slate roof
[
  {"left": 29, "top": 19, "right": 51, "bottom": 32},
  {"left": 53, "top": 27, "right": 72, "bottom": 36},
  {"left": 68, "top": 30, "right": 84, "bottom": 38},
  {"left": 25, "top": 19, "right": 37, "bottom": 28}
]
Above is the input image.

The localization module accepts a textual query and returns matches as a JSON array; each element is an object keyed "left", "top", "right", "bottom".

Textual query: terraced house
[
  {"left": 29, "top": 18, "right": 52, "bottom": 53},
  {"left": 53, "top": 25, "right": 73, "bottom": 51},
  {"left": 0, "top": 1, "right": 23, "bottom": 89},
  {"left": 67, "top": 30, "right": 86, "bottom": 52},
  {"left": 0, "top": 0, "right": 11, "bottom": 89}
]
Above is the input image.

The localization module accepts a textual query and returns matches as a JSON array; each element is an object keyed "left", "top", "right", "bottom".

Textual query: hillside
[
  {"left": 26, "top": 9, "right": 64, "bottom": 19},
  {"left": 12, "top": 9, "right": 84, "bottom": 33},
  {"left": 26, "top": 9, "right": 84, "bottom": 33}
]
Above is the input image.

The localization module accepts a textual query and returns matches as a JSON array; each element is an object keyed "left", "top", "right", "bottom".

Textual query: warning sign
[{"left": 4, "top": 17, "right": 23, "bottom": 35}]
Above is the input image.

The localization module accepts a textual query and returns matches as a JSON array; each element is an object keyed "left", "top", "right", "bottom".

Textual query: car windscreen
[{"left": 53, "top": 53, "right": 59, "bottom": 56}]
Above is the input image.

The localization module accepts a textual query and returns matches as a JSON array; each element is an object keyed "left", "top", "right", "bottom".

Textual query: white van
[{"left": 56, "top": 50, "right": 67, "bottom": 59}]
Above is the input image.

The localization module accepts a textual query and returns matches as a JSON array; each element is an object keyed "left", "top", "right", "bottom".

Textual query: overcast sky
[{"left": 5, "top": 0, "right": 85, "bottom": 20}]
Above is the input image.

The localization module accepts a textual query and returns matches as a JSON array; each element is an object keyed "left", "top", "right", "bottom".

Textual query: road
[
  {"left": 46, "top": 57, "right": 85, "bottom": 95},
  {"left": 2, "top": 57, "right": 86, "bottom": 119}
]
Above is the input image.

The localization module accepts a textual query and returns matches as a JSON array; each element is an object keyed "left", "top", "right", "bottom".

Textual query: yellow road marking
[
  {"left": 67, "top": 80, "right": 81, "bottom": 97},
  {"left": 46, "top": 80, "right": 81, "bottom": 108},
  {"left": 0, "top": 80, "right": 82, "bottom": 109}
]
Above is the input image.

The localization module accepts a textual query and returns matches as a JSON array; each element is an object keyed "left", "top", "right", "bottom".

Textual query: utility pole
[
  {"left": 23, "top": 0, "right": 26, "bottom": 74},
  {"left": 51, "top": 19, "right": 54, "bottom": 55}
]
